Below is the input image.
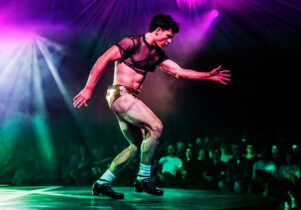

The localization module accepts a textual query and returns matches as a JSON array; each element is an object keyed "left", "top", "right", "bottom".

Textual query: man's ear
[{"left": 155, "top": 27, "right": 163, "bottom": 35}]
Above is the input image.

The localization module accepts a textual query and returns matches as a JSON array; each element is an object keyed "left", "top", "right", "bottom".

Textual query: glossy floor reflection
[{"left": 0, "top": 185, "right": 276, "bottom": 209}]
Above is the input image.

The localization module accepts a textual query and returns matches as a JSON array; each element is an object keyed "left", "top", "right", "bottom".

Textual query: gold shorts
[{"left": 106, "top": 85, "right": 140, "bottom": 108}]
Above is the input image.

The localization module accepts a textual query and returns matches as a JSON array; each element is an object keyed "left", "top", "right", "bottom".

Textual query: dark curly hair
[{"left": 149, "top": 14, "right": 180, "bottom": 34}]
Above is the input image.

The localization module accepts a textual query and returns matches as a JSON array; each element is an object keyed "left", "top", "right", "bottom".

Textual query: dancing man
[{"left": 73, "top": 14, "right": 231, "bottom": 199}]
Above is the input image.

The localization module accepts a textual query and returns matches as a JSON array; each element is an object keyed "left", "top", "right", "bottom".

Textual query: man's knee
[
  {"left": 150, "top": 120, "right": 163, "bottom": 140},
  {"left": 128, "top": 144, "right": 138, "bottom": 157}
]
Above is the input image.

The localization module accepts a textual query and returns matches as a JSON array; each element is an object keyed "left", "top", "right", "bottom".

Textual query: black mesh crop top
[{"left": 115, "top": 34, "right": 168, "bottom": 73}]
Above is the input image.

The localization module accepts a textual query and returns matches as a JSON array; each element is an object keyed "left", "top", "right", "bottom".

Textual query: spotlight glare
[{"left": 211, "top": 9, "right": 219, "bottom": 18}]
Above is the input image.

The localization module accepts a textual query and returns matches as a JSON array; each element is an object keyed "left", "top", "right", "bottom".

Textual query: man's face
[
  {"left": 168, "top": 145, "right": 175, "bottom": 155},
  {"left": 198, "top": 149, "right": 205, "bottom": 159},
  {"left": 271, "top": 145, "right": 278, "bottom": 154},
  {"left": 246, "top": 145, "right": 253, "bottom": 153},
  {"left": 196, "top": 138, "right": 202, "bottom": 145},
  {"left": 177, "top": 141, "right": 184, "bottom": 152},
  {"left": 155, "top": 28, "right": 174, "bottom": 48}
]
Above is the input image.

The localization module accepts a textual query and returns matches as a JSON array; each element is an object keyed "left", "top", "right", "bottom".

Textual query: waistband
[{"left": 108, "top": 84, "right": 140, "bottom": 96}]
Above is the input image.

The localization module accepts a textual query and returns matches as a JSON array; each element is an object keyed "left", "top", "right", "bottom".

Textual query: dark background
[{"left": 0, "top": 0, "right": 300, "bottom": 184}]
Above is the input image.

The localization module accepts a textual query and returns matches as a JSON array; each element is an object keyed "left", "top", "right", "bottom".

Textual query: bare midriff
[{"left": 112, "top": 62, "right": 147, "bottom": 92}]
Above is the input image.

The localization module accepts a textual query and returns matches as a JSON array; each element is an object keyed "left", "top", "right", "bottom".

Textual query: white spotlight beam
[{"left": 32, "top": 40, "right": 56, "bottom": 168}]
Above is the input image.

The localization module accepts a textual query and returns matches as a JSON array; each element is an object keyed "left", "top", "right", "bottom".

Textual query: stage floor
[{"left": 0, "top": 185, "right": 276, "bottom": 209}]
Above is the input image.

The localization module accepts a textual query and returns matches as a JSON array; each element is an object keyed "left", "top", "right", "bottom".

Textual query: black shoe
[
  {"left": 134, "top": 177, "right": 163, "bottom": 196},
  {"left": 92, "top": 179, "right": 124, "bottom": 199}
]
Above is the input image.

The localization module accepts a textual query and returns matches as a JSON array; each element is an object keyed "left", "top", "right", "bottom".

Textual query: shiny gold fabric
[{"left": 106, "top": 85, "right": 140, "bottom": 108}]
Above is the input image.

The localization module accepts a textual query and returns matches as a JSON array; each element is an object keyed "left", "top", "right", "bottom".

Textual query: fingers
[
  {"left": 73, "top": 95, "right": 87, "bottom": 108},
  {"left": 221, "top": 73, "right": 231, "bottom": 85},
  {"left": 218, "top": 68, "right": 231, "bottom": 85},
  {"left": 73, "top": 98, "right": 79, "bottom": 107},
  {"left": 73, "top": 98, "right": 83, "bottom": 108},
  {"left": 214, "top": 65, "right": 222, "bottom": 71},
  {"left": 221, "top": 69, "right": 231, "bottom": 78},
  {"left": 73, "top": 94, "right": 80, "bottom": 102},
  {"left": 77, "top": 99, "right": 87, "bottom": 108},
  {"left": 220, "top": 80, "right": 228, "bottom": 85},
  {"left": 221, "top": 70, "right": 231, "bottom": 74},
  {"left": 222, "top": 78, "right": 231, "bottom": 81}
]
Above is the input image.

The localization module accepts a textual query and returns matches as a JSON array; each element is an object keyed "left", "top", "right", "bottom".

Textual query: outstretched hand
[
  {"left": 73, "top": 88, "right": 92, "bottom": 108},
  {"left": 209, "top": 65, "right": 231, "bottom": 85}
]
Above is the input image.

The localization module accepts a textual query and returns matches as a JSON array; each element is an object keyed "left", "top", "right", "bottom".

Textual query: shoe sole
[
  {"left": 134, "top": 185, "right": 163, "bottom": 196},
  {"left": 92, "top": 190, "right": 124, "bottom": 199}
]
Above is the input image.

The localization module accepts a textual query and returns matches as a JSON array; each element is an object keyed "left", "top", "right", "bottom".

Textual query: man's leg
[
  {"left": 111, "top": 94, "right": 164, "bottom": 195},
  {"left": 108, "top": 116, "right": 144, "bottom": 174},
  {"left": 93, "top": 116, "right": 144, "bottom": 199}
]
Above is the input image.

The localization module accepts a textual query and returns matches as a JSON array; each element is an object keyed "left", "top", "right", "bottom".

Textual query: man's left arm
[{"left": 158, "top": 59, "right": 231, "bottom": 85}]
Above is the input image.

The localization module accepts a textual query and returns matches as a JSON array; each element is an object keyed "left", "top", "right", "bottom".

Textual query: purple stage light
[{"left": 211, "top": 9, "right": 219, "bottom": 18}]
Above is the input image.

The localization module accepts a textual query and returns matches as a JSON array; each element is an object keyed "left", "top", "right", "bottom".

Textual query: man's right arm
[
  {"left": 73, "top": 46, "right": 122, "bottom": 108},
  {"left": 85, "top": 46, "right": 122, "bottom": 91}
]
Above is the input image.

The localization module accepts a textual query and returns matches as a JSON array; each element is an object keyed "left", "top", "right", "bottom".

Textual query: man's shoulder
[
  {"left": 159, "top": 156, "right": 167, "bottom": 161},
  {"left": 173, "top": 156, "right": 183, "bottom": 162},
  {"left": 124, "top": 34, "right": 143, "bottom": 43},
  {"left": 119, "top": 34, "right": 142, "bottom": 49},
  {"left": 127, "top": 34, "right": 143, "bottom": 39}
]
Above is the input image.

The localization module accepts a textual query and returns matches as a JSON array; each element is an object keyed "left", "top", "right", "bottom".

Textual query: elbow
[{"left": 91, "top": 57, "right": 109, "bottom": 74}]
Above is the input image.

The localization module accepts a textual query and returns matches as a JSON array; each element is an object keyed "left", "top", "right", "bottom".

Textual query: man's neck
[{"left": 145, "top": 32, "right": 156, "bottom": 46}]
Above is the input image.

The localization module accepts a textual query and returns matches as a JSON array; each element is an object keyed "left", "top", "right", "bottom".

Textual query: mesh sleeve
[{"left": 115, "top": 37, "right": 135, "bottom": 60}]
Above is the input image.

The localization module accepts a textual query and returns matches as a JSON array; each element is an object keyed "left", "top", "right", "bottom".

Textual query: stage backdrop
[{"left": 0, "top": 0, "right": 300, "bottom": 184}]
